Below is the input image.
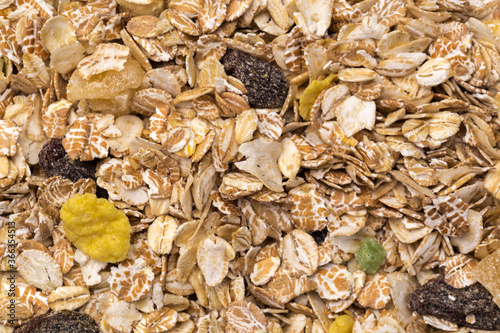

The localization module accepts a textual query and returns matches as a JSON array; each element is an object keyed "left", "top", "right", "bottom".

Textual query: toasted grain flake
[
  {"left": 0, "top": 120, "right": 21, "bottom": 157},
  {"left": 314, "top": 265, "right": 353, "bottom": 301},
  {"left": 197, "top": 236, "right": 229, "bottom": 287},
  {"left": 135, "top": 308, "right": 178, "bottom": 332},
  {"left": 120, "top": 29, "right": 152, "bottom": 71},
  {"left": 17, "top": 249, "right": 63, "bottom": 293},
  {"left": 48, "top": 286, "right": 90, "bottom": 311},
  {"left": 148, "top": 215, "right": 178, "bottom": 255},
  {"left": 295, "top": 0, "right": 333, "bottom": 37},
  {"left": 226, "top": 0, "right": 252, "bottom": 21},
  {"left": 40, "top": 16, "right": 77, "bottom": 54},
  {"left": 199, "top": 0, "right": 226, "bottom": 34},
  {"left": 251, "top": 256, "right": 281, "bottom": 286},
  {"left": 22, "top": 53, "right": 49, "bottom": 89},
  {"left": 235, "top": 138, "right": 283, "bottom": 192},
  {"left": 223, "top": 172, "right": 263, "bottom": 192},
  {"left": 282, "top": 229, "right": 319, "bottom": 276},
  {"left": 167, "top": 9, "right": 201, "bottom": 36},
  {"left": 336, "top": 96, "right": 376, "bottom": 137},
  {"left": 227, "top": 300, "right": 268, "bottom": 333},
  {"left": 42, "top": 99, "right": 72, "bottom": 139},
  {"left": 76, "top": 43, "right": 130, "bottom": 80},
  {"left": 444, "top": 255, "right": 478, "bottom": 289},
  {"left": 278, "top": 137, "right": 301, "bottom": 179},
  {"left": 126, "top": 15, "right": 159, "bottom": 38},
  {"left": 290, "top": 184, "right": 328, "bottom": 232},
  {"left": 108, "top": 258, "right": 154, "bottom": 302},
  {"left": 357, "top": 273, "right": 391, "bottom": 309},
  {"left": 267, "top": 0, "right": 291, "bottom": 31},
  {"left": 416, "top": 58, "right": 453, "bottom": 87},
  {"left": 235, "top": 108, "right": 258, "bottom": 144},
  {"left": 339, "top": 68, "right": 377, "bottom": 83},
  {"left": 173, "top": 87, "right": 214, "bottom": 104},
  {"left": 197, "top": 56, "right": 227, "bottom": 88}
]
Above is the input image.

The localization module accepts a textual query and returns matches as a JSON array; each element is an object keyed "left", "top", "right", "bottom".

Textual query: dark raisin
[
  {"left": 311, "top": 228, "right": 328, "bottom": 245},
  {"left": 13, "top": 310, "right": 101, "bottom": 333},
  {"left": 95, "top": 185, "right": 109, "bottom": 199},
  {"left": 38, "top": 138, "right": 97, "bottom": 182},
  {"left": 408, "top": 277, "right": 500, "bottom": 330},
  {"left": 221, "top": 49, "right": 289, "bottom": 109}
]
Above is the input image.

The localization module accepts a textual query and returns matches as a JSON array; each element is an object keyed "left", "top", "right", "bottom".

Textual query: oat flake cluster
[{"left": 2, "top": 0, "right": 500, "bottom": 331}]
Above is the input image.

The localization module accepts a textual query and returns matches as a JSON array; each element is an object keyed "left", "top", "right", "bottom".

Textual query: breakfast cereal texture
[{"left": 2, "top": 0, "right": 500, "bottom": 331}]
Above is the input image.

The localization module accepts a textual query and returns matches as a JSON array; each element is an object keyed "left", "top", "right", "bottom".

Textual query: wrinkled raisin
[
  {"left": 408, "top": 277, "right": 500, "bottom": 330},
  {"left": 13, "top": 310, "right": 101, "bottom": 333},
  {"left": 221, "top": 49, "right": 289, "bottom": 109},
  {"left": 311, "top": 228, "right": 328, "bottom": 245},
  {"left": 38, "top": 138, "right": 97, "bottom": 182}
]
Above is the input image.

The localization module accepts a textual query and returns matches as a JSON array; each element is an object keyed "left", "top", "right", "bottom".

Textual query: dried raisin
[
  {"left": 38, "top": 138, "right": 97, "bottom": 182},
  {"left": 311, "top": 228, "right": 328, "bottom": 245},
  {"left": 13, "top": 310, "right": 101, "bottom": 333},
  {"left": 408, "top": 277, "right": 500, "bottom": 330},
  {"left": 221, "top": 49, "right": 289, "bottom": 109}
]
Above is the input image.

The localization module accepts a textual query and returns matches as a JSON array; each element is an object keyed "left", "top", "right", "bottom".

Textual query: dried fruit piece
[
  {"left": 408, "top": 277, "right": 500, "bottom": 331},
  {"left": 355, "top": 238, "right": 386, "bottom": 275},
  {"left": 67, "top": 58, "right": 143, "bottom": 101},
  {"left": 13, "top": 310, "right": 100, "bottom": 333},
  {"left": 328, "top": 314, "right": 354, "bottom": 333},
  {"left": 299, "top": 74, "right": 335, "bottom": 120},
  {"left": 60, "top": 193, "right": 132, "bottom": 263},
  {"left": 222, "top": 49, "right": 289, "bottom": 108},
  {"left": 39, "top": 138, "right": 97, "bottom": 182}
]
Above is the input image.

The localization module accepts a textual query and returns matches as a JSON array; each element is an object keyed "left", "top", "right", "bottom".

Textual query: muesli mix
[{"left": 1, "top": 0, "right": 500, "bottom": 331}]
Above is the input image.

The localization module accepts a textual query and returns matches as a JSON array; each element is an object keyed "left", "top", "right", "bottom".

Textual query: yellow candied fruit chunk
[
  {"left": 60, "top": 193, "right": 132, "bottom": 263},
  {"left": 483, "top": 19, "right": 500, "bottom": 38},
  {"left": 299, "top": 73, "right": 337, "bottom": 121},
  {"left": 329, "top": 315, "right": 355, "bottom": 333}
]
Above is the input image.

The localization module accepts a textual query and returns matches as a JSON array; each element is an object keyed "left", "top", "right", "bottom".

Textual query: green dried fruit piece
[{"left": 355, "top": 238, "right": 386, "bottom": 275}]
